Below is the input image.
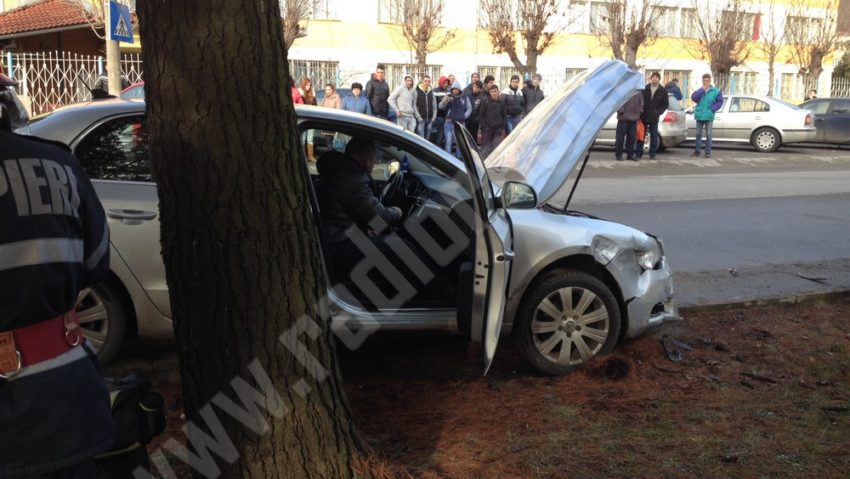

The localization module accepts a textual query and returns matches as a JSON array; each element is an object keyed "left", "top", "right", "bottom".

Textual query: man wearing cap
[
  {"left": 388, "top": 74, "right": 419, "bottom": 132},
  {"left": 522, "top": 73, "right": 545, "bottom": 115},
  {"left": 0, "top": 72, "right": 114, "bottom": 477}
]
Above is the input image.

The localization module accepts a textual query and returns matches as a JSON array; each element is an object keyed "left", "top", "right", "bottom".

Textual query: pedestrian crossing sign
[{"left": 108, "top": 1, "right": 134, "bottom": 43}]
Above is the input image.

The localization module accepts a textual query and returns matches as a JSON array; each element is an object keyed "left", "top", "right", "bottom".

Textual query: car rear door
[
  {"left": 826, "top": 99, "right": 850, "bottom": 144},
  {"left": 454, "top": 123, "right": 513, "bottom": 374},
  {"left": 71, "top": 115, "right": 171, "bottom": 317},
  {"left": 803, "top": 99, "right": 830, "bottom": 142}
]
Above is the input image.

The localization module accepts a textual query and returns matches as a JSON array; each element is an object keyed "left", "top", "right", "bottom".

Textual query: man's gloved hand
[{"left": 389, "top": 206, "right": 403, "bottom": 217}]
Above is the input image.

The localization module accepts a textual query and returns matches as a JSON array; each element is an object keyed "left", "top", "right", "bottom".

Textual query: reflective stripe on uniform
[
  {"left": 0, "top": 238, "right": 84, "bottom": 272},
  {"left": 84, "top": 217, "right": 109, "bottom": 271},
  {"left": 3, "top": 345, "right": 87, "bottom": 381}
]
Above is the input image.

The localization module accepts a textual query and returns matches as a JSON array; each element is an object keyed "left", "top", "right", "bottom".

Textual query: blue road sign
[{"left": 108, "top": 1, "right": 133, "bottom": 43}]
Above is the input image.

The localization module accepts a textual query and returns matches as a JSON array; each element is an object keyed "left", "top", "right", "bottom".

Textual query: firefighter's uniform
[{"left": 1, "top": 73, "right": 114, "bottom": 476}]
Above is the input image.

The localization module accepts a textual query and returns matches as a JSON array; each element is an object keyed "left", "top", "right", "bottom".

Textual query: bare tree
[
  {"left": 282, "top": 0, "right": 312, "bottom": 51},
  {"left": 386, "top": 0, "right": 455, "bottom": 71},
  {"left": 785, "top": 0, "right": 839, "bottom": 94},
  {"left": 689, "top": 0, "right": 755, "bottom": 90},
  {"left": 592, "top": 0, "right": 662, "bottom": 70},
  {"left": 753, "top": 0, "right": 786, "bottom": 96},
  {"left": 138, "top": 0, "right": 371, "bottom": 476},
  {"left": 479, "top": 0, "right": 567, "bottom": 77}
]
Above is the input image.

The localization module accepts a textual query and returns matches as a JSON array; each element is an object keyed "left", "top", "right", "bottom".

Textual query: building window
[
  {"left": 651, "top": 6, "right": 678, "bottom": 37},
  {"left": 383, "top": 64, "right": 443, "bottom": 89},
  {"left": 479, "top": 66, "right": 523, "bottom": 90},
  {"left": 730, "top": 71, "right": 759, "bottom": 95},
  {"left": 680, "top": 8, "right": 697, "bottom": 38},
  {"left": 589, "top": 2, "right": 608, "bottom": 34},
  {"left": 289, "top": 60, "right": 339, "bottom": 90},
  {"left": 566, "top": 1, "right": 588, "bottom": 33},
  {"left": 309, "top": 0, "right": 335, "bottom": 20},
  {"left": 565, "top": 68, "right": 587, "bottom": 84}
]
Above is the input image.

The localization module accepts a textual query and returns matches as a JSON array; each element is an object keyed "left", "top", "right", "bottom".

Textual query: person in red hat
[{"left": 1, "top": 70, "right": 115, "bottom": 478}]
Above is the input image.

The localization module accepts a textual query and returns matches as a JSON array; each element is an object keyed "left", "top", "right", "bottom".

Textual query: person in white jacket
[{"left": 388, "top": 75, "right": 419, "bottom": 131}]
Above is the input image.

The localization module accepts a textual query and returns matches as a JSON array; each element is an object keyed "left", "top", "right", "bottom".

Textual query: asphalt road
[{"left": 556, "top": 143, "right": 850, "bottom": 307}]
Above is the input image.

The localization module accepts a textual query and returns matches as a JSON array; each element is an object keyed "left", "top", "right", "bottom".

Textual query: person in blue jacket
[
  {"left": 342, "top": 82, "right": 373, "bottom": 115},
  {"left": 690, "top": 73, "right": 724, "bottom": 158},
  {"left": 666, "top": 78, "right": 683, "bottom": 102}
]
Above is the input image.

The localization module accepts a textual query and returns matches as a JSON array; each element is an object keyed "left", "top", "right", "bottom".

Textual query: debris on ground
[{"left": 797, "top": 272, "right": 829, "bottom": 284}]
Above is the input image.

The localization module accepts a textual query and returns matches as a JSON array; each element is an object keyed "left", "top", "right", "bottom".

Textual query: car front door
[
  {"left": 454, "top": 123, "right": 513, "bottom": 374},
  {"left": 826, "top": 99, "right": 850, "bottom": 144}
]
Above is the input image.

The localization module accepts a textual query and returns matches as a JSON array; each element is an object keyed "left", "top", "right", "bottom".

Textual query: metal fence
[
  {"left": 831, "top": 77, "right": 850, "bottom": 98},
  {"left": 1, "top": 51, "right": 143, "bottom": 115}
]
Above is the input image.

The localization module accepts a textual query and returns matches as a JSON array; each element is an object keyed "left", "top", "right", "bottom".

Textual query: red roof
[{"left": 0, "top": 0, "right": 92, "bottom": 37}]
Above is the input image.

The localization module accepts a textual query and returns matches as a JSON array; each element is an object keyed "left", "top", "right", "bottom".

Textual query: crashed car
[{"left": 20, "top": 60, "right": 678, "bottom": 375}]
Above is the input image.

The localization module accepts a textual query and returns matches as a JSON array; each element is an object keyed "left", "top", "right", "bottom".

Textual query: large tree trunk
[
  {"left": 767, "top": 61, "right": 775, "bottom": 97},
  {"left": 138, "top": 1, "right": 366, "bottom": 477}
]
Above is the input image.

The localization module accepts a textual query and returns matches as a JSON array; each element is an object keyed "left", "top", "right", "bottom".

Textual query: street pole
[{"left": 105, "top": 1, "right": 121, "bottom": 95}]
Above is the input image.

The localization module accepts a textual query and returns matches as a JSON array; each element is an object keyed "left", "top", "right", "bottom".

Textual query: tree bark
[{"left": 138, "top": 1, "right": 366, "bottom": 477}]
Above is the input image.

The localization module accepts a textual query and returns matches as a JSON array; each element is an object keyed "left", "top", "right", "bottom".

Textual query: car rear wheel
[
  {"left": 75, "top": 281, "right": 127, "bottom": 366},
  {"left": 751, "top": 127, "right": 781, "bottom": 152},
  {"left": 513, "top": 270, "right": 621, "bottom": 376}
]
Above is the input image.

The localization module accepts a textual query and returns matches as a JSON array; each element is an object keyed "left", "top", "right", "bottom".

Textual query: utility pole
[{"left": 106, "top": 37, "right": 121, "bottom": 95}]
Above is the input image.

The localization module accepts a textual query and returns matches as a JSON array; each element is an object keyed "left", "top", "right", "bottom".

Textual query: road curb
[{"left": 679, "top": 289, "right": 850, "bottom": 316}]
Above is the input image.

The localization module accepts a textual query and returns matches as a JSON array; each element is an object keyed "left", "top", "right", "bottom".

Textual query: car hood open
[{"left": 484, "top": 60, "right": 643, "bottom": 205}]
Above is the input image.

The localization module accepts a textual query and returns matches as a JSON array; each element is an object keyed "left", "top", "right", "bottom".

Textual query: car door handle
[
  {"left": 107, "top": 209, "right": 158, "bottom": 221},
  {"left": 754, "top": 116, "right": 761, "bottom": 120}
]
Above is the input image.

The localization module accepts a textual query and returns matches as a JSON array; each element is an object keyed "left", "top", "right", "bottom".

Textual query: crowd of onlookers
[{"left": 291, "top": 64, "right": 546, "bottom": 159}]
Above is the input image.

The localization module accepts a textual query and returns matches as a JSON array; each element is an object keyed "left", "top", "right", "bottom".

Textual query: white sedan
[{"left": 685, "top": 95, "right": 816, "bottom": 152}]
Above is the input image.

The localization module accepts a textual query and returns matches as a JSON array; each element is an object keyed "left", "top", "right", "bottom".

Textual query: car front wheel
[
  {"left": 751, "top": 127, "right": 781, "bottom": 152},
  {"left": 75, "top": 281, "right": 127, "bottom": 366},
  {"left": 514, "top": 270, "right": 621, "bottom": 376}
]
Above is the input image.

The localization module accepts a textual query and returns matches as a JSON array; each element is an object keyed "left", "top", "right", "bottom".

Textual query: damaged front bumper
[{"left": 604, "top": 250, "right": 680, "bottom": 339}]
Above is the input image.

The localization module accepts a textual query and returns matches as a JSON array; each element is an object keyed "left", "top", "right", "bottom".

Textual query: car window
[
  {"left": 804, "top": 100, "right": 830, "bottom": 115},
  {"left": 302, "top": 126, "right": 453, "bottom": 182},
  {"left": 74, "top": 115, "right": 152, "bottom": 182},
  {"left": 120, "top": 85, "right": 145, "bottom": 100},
  {"left": 829, "top": 99, "right": 850, "bottom": 115},
  {"left": 666, "top": 94, "right": 682, "bottom": 111},
  {"left": 729, "top": 98, "right": 769, "bottom": 113}
]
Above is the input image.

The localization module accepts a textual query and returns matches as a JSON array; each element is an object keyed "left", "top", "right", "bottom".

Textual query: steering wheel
[{"left": 379, "top": 170, "right": 404, "bottom": 206}]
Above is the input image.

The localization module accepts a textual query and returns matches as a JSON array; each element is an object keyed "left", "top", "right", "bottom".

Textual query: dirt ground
[{"left": 145, "top": 295, "right": 850, "bottom": 478}]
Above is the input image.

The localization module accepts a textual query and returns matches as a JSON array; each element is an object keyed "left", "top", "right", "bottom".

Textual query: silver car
[
  {"left": 20, "top": 61, "right": 678, "bottom": 375},
  {"left": 685, "top": 94, "right": 817, "bottom": 152},
  {"left": 595, "top": 93, "right": 687, "bottom": 151}
]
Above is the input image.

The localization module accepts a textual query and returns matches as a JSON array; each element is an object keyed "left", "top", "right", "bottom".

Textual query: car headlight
[{"left": 635, "top": 239, "right": 662, "bottom": 270}]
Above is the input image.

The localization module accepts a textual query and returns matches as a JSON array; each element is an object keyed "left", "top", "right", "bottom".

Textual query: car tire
[
  {"left": 76, "top": 280, "right": 127, "bottom": 366},
  {"left": 513, "top": 270, "right": 621, "bottom": 376},
  {"left": 751, "top": 127, "right": 781, "bottom": 153}
]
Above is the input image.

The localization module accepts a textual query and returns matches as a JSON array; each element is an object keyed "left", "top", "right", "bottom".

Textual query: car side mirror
[{"left": 500, "top": 181, "right": 538, "bottom": 209}]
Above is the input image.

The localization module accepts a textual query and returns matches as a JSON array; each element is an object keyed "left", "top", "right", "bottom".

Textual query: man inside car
[{"left": 316, "top": 137, "right": 451, "bottom": 306}]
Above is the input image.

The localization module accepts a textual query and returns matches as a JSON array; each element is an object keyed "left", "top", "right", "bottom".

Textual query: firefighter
[{"left": 0, "top": 72, "right": 115, "bottom": 477}]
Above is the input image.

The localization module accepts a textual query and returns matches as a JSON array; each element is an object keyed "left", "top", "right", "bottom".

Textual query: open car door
[{"left": 454, "top": 123, "right": 513, "bottom": 374}]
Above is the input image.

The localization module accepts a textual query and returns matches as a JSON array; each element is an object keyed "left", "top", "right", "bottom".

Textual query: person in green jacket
[{"left": 690, "top": 73, "right": 724, "bottom": 158}]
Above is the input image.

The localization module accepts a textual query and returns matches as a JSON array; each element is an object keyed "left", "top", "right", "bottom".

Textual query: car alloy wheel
[
  {"left": 752, "top": 127, "right": 781, "bottom": 153},
  {"left": 75, "top": 281, "right": 127, "bottom": 366},
  {"left": 514, "top": 270, "right": 621, "bottom": 376}
]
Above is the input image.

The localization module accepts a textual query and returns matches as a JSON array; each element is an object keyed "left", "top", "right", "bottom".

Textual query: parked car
[
  {"left": 685, "top": 95, "right": 816, "bottom": 152},
  {"left": 120, "top": 81, "right": 145, "bottom": 100},
  {"left": 18, "top": 60, "right": 679, "bottom": 375},
  {"left": 595, "top": 93, "right": 687, "bottom": 151},
  {"left": 799, "top": 97, "right": 850, "bottom": 144}
]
